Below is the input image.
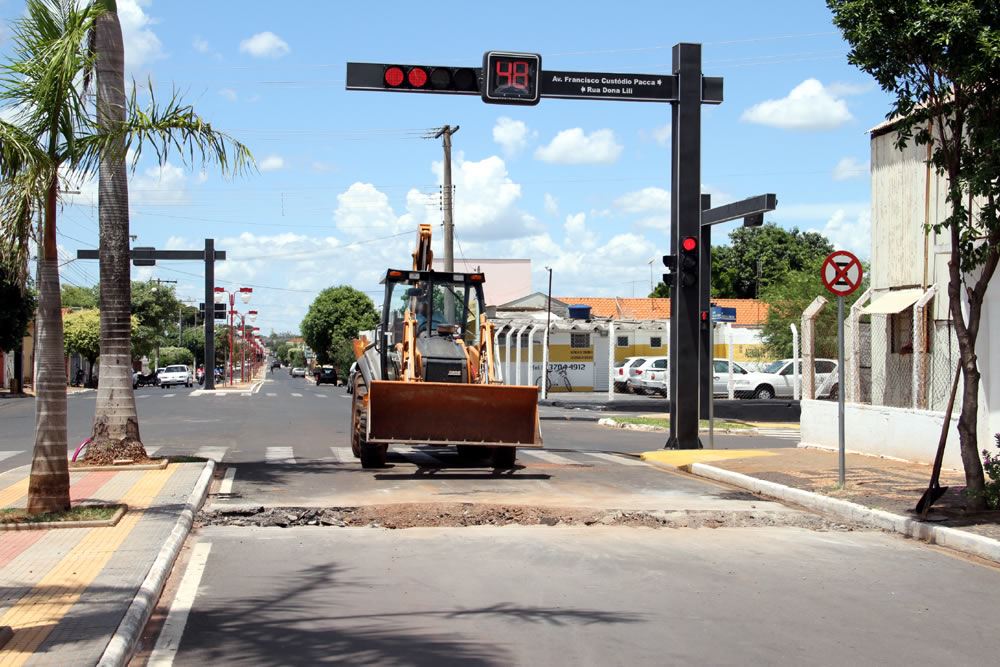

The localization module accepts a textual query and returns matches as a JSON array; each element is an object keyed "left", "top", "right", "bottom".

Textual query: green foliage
[
  {"left": 984, "top": 436, "right": 1000, "bottom": 510},
  {"left": 60, "top": 284, "right": 98, "bottom": 308},
  {"left": 711, "top": 224, "right": 834, "bottom": 299},
  {"left": 275, "top": 341, "right": 291, "bottom": 364},
  {"left": 0, "top": 267, "right": 35, "bottom": 351},
  {"left": 759, "top": 262, "right": 868, "bottom": 359},
  {"left": 648, "top": 282, "right": 669, "bottom": 298},
  {"left": 158, "top": 346, "right": 193, "bottom": 367},
  {"left": 301, "top": 286, "right": 378, "bottom": 370},
  {"left": 63, "top": 308, "right": 101, "bottom": 362},
  {"left": 288, "top": 349, "right": 306, "bottom": 369},
  {"left": 648, "top": 224, "right": 834, "bottom": 299}
]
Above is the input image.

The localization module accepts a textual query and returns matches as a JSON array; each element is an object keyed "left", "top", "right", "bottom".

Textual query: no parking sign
[{"left": 821, "top": 250, "right": 863, "bottom": 297}]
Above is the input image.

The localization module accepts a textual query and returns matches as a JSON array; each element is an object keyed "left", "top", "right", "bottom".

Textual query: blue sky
[{"left": 1, "top": 0, "right": 888, "bottom": 334}]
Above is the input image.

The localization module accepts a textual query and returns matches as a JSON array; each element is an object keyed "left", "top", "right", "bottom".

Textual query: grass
[
  {"left": 0, "top": 504, "right": 122, "bottom": 525},
  {"left": 611, "top": 416, "right": 753, "bottom": 431}
]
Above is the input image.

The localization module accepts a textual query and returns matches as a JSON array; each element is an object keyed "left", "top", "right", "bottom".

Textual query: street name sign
[
  {"left": 541, "top": 71, "right": 677, "bottom": 102},
  {"left": 710, "top": 305, "right": 736, "bottom": 322}
]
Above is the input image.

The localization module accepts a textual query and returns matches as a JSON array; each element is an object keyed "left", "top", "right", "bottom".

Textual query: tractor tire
[
  {"left": 360, "top": 442, "right": 387, "bottom": 469},
  {"left": 492, "top": 446, "right": 517, "bottom": 469},
  {"left": 350, "top": 376, "right": 367, "bottom": 459}
]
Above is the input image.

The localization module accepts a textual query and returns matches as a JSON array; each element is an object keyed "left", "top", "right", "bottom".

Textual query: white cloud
[
  {"left": 218, "top": 88, "right": 238, "bottom": 102},
  {"left": 131, "top": 163, "right": 187, "bottom": 204},
  {"left": 239, "top": 31, "right": 290, "bottom": 59},
  {"left": 259, "top": 155, "right": 285, "bottom": 172},
  {"left": 651, "top": 123, "right": 670, "bottom": 146},
  {"left": 741, "top": 79, "right": 853, "bottom": 131},
  {"left": 563, "top": 212, "right": 597, "bottom": 249},
  {"left": 827, "top": 81, "right": 872, "bottom": 97},
  {"left": 833, "top": 156, "right": 868, "bottom": 181},
  {"left": 492, "top": 117, "right": 532, "bottom": 155},
  {"left": 616, "top": 187, "right": 670, "bottom": 214},
  {"left": 311, "top": 161, "right": 334, "bottom": 173},
  {"left": 770, "top": 201, "right": 870, "bottom": 223},
  {"left": 543, "top": 193, "right": 559, "bottom": 218},
  {"left": 192, "top": 37, "right": 210, "bottom": 54},
  {"left": 534, "top": 128, "right": 623, "bottom": 165},
  {"left": 334, "top": 183, "right": 403, "bottom": 238},
  {"left": 810, "top": 209, "right": 871, "bottom": 258},
  {"left": 117, "top": 0, "right": 164, "bottom": 70}
]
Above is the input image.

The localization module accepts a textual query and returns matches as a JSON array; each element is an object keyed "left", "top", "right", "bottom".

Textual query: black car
[{"left": 315, "top": 366, "right": 338, "bottom": 386}]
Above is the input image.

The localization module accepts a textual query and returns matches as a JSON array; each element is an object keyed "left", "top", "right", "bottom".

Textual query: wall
[
  {"left": 434, "top": 258, "right": 531, "bottom": 307},
  {"left": 800, "top": 399, "right": 963, "bottom": 468}
]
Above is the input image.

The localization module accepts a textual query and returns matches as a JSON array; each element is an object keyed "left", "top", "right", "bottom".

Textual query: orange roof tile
[{"left": 558, "top": 297, "right": 768, "bottom": 327}]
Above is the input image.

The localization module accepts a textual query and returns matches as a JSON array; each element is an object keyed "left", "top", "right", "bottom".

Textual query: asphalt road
[{"left": 0, "top": 369, "right": 798, "bottom": 476}]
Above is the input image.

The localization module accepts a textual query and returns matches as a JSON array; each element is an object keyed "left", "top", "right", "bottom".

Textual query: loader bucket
[{"left": 367, "top": 381, "right": 542, "bottom": 448}]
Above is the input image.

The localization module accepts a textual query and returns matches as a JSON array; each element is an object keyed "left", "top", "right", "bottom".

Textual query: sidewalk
[
  {"left": 540, "top": 392, "right": 801, "bottom": 422},
  {"left": 645, "top": 446, "right": 999, "bottom": 542},
  {"left": 0, "top": 461, "right": 212, "bottom": 665}
]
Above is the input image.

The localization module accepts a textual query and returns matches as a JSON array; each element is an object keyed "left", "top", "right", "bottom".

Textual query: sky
[{"left": 0, "top": 0, "right": 889, "bottom": 334}]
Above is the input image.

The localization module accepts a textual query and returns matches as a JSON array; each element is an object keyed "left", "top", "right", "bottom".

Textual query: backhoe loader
[{"left": 349, "top": 224, "right": 542, "bottom": 468}]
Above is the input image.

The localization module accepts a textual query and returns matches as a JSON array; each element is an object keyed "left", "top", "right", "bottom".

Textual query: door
[
  {"left": 594, "top": 330, "right": 610, "bottom": 392},
  {"left": 776, "top": 362, "right": 795, "bottom": 397}
]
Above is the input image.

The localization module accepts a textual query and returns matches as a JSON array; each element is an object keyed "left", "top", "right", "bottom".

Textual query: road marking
[
  {"left": 291, "top": 392, "right": 303, "bottom": 398},
  {"left": 194, "top": 446, "right": 228, "bottom": 462},
  {"left": 147, "top": 541, "right": 213, "bottom": 667},
  {"left": 756, "top": 428, "right": 801, "bottom": 441},
  {"left": 395, "top": 445, "right": 443, "bottom": 467},
  {"left": 266, "top": 392, "right": 277, "bottom": 397},
  {"left": 582, "top": 452, "right": 648, "bottom": 467},
  {"left": 137, "top": 395, "right": 150, "bottom": 400},
  {"left": 218, "top": 467, "right": 236, "bottom": 494},
  {"left": 145, "top": 446, "right": 161, "bottom": 456},
  {"left": 0, "top": 450, "right": 21, "bottom": 463},
  {"left": 266, "top": 446, "right": 296, "bottom": 464},
  {"left": 519, "top": 450, "right": 583, "bottom": 466},
  {"left": 330, "top": 446, "right": 354, "bottom": 463},
  {"left": 163, "top": 393, "right": 176, "bottom": 398},
  {"left": 315, "top": 394, "right": 328, "bottom": 398}
]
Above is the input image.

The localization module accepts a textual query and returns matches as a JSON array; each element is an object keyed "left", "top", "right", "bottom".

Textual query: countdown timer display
[{"left": 481, "top": 51, "right": 541, "bottom": 105}]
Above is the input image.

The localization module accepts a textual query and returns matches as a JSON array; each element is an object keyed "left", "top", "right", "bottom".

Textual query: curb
[
  {"left": 686, "top": 462, "right": 1000, "bottom": 566},
  {"left": 97, "top": 460, "right": 216, "bottom": 667},
  {"left": 0, "top": 504, "right": 127, "bottom": 531}
]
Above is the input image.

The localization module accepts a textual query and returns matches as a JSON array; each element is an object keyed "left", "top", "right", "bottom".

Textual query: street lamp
[{"left": 214, "top": 286, "right": 254, "bottom": 384}]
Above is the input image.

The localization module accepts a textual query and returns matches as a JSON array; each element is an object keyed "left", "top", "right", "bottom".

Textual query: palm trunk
[
  {"left": 28, "top": 179, "right": 69, "bottom": 513},
  {"left": 88, "top": 6, "right": 145, "bottom": 462}
]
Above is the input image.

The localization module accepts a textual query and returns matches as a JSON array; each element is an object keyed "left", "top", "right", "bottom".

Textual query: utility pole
[{"left": 434, "top": 125, "right": 460, "bottom": 274}]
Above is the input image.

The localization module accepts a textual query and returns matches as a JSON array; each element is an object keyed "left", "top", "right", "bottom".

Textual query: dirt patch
[
  {"left": 198, "top": 503, "right": 860, "bottom": 531},
  {"left": 78, "top": 439, "right": 155, "bottom": 466}
]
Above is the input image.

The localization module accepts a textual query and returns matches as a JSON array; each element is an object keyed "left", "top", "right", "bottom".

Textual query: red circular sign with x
[{"left": 821, "top": 250, "right": 863, "bottom": 297}]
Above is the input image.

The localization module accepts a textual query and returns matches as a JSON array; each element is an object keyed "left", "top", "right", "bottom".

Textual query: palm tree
[{"left": 0, "top": 0, "right": 251, "bottom": 512}]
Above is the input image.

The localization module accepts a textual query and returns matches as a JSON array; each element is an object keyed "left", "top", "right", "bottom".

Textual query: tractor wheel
[
  {"left": 350, "top": 376, "right": 367, "bottom": 459},
  {"left": 492, "top": 446, "right": 517, "bottom": 469}
]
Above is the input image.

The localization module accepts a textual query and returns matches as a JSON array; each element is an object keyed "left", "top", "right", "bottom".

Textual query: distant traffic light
[
  {"left": 679, "top": 236, "right": 698, "bottom": 287},
  {"left": 382, "top": 64, "right": 478, "bottom": 92}
]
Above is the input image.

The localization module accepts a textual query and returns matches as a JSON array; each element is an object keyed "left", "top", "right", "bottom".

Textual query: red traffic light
[
  {"left": 407, "top": 67, "right": 428, "bottom": 88},
  {"left": 681, "top": 236, "right": 698, "bottom": 252},
  {"left": 384, "top": 66, "right": 405, "bottom": 87}
]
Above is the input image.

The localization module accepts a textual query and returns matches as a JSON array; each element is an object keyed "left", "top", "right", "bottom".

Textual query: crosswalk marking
[
  {"left": 330, "top": 447, "right": 354, "bottom": 464},
  {"left": 194, "top": 446, "right": 228, "bottom": 462},
  {"left": 582, "top": 452, "right": 647, "bottom": 467},
  {"left": 395, "top": 445, "right": 443, "bottom": 467},
  {"left": 0, "top": 451, "right": 21, "bottom": 463},
  {"left": 218, "top": 468, "right": 236, "bottom": 494},
  {"left": 137, "top": 395, "right": 150, "bottom": 400},
  {"left": 757, "top": 428, "right": 800, "bottom": 441},
  {"left": 291, "top": 393, "right": 303, "bottom": 398},
  {"left": 519, "top": 450, "right": 583, "bottom": 466},
  {"left": 315, "top": 394, "right": 327, "bottom": 398},
  {"left": 266, "top": 446, "right": 296, "bottom": 464},
  {"left": 266, "top": 392, "right": 277, "bottom": 397},
  {"left": 163, "top": 393, "right": 175, "bottom": 398}
]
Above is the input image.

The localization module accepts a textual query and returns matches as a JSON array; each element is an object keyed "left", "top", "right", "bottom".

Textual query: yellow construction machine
[{"left": 349, "top": 224, "right": 542, "bottom": 468}]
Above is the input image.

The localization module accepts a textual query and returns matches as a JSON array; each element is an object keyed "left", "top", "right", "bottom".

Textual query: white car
[
  {"left": 613, "top": 356, "right": 646, "bottom": 392},
  {"left": 637, "top": 359, "right": 751, "bottom": 399},
  {"left": 158, "top": 364, "right": 193, "bottom": 388},
  {"left": 732, "top": 358, "right": 838, "bottom": 400},
  {"left": 630, "top": 357, "right": 667, "bottom": 395},
  {"left": 290, "top": 367, "right": 307, "bottom": 378}
]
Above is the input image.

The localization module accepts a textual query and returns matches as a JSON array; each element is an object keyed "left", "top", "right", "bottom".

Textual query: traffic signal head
[
  {"left": 679, "top": 236, "right": 698, "bottom": 287},
  {"left": 383, "top": 64, "right": 478, "bottom": 92}
]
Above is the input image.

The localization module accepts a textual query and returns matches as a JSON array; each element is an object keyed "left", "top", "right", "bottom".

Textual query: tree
[
  {"left": 288, "top": 349, "right": 306, "bottom": 369},
  {"left": 759, "top": 262, "right": 868, "bottom": 359},
  {"left": 63, "top": 309, "right": 100, "bottom": 383},
  {"left": 648, "top": 224, "right": 834, "bottom": 298},
  {"left": 0, "top": 0, "right": 250, "bottom": 510},
  {"left": 301, "top": 286, "right": 378, "bottom": 372},
  {"left": 829, "top": 0, "right": 1000, "bottom": 509},
  {"left": 0, "top": 268, "right": 35, "bottom": 393},
  {"left": 158, "top": 346, "right": 194, "bottom": 367},
  {"left": 61, "top": 284, "right": 98, "bottom": 308}
]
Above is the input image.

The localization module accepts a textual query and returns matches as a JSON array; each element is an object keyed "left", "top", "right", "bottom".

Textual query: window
[
  {"left": 650, "top": 336, "right": 663, "bottom": 348},
  {"left": 714, "top": 360, "right": 746, "bottom": 374},
  {"left": 891, "top": 308, "right": 914, "bottom": 354},
  {"left": 815, "top": 360, "right": 836, "bottom": 374},
  {"left": 779, "top": 364, "right": 794, "bottom": 376},
  {"left": 653, "top": 359, "right": 667, "bottom": 369},
  {"left": 617, "top": 336, "right": 629, "bottom": 347},
  {"left": 571, "top": 333, "right": 590, "bottom": 349}
]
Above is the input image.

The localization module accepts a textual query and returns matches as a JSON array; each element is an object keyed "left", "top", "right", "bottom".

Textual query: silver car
[
  {"left": 732, "top": 358, "right": 838, "bottom": 399},
  {"left": 290, "top": 367, "right": 307, "bottom": 378}
]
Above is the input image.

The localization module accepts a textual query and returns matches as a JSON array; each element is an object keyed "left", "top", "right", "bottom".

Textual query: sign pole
[
  {"left": 709, "top": 320, "right": 715, "bottom": 450},
  {"left": 838, "top": 295, "right": 846, "bottom": 488}
]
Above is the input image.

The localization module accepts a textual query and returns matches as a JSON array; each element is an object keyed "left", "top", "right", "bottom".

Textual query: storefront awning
[{"left": 861, "top": 288, "right": 925, "bottom": 314}]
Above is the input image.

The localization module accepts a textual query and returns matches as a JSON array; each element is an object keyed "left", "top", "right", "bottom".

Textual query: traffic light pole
[{"left": 666, "top": 43, "right": 704, "bottom": 450}]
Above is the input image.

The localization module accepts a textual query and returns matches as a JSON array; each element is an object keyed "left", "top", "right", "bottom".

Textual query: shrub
[
  {"left": 159, "top": 346, "right": 195, "bottom": 367},
  {"left": 983, "top": 434, "right": 1000, "bottom": 511}
]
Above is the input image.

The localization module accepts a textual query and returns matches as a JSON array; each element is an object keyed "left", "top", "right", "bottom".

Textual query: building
[
  {"left": 492, "top": 295, "right": 769, "bottom": 392},
  {"left": 432, "top": 258, "right": 531, "bottom": 307},
  {"left": 800, "top": 118, "right": 999, "bottom": 467}
]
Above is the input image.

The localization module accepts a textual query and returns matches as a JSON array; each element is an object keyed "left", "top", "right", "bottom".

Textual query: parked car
[
  {"left": 629, "top": 357, "right": 667, "bottom": 395},
  {"left": 315, "top": 366, "right": 337, "bottom": 385},
  {"left": 271, "top": 360, "right": 281, "bottom": 370},
  {"left": 158, "top": 364, "right": 193, "bottom": 388},
  {"left": 613, "top": 357, "right": 646, "bottom": 393},
  {"left": 711, "top": 359, "right": 751, "bottom": 396},
  {"left": 732, "top": 358, "right": 838, "bottom": 399},
  {"left": 641, "top": 359, "right": 669, "bottom": 397},
  {"left": 290, "top": 367, "right": 306, "bottom": 378}
]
